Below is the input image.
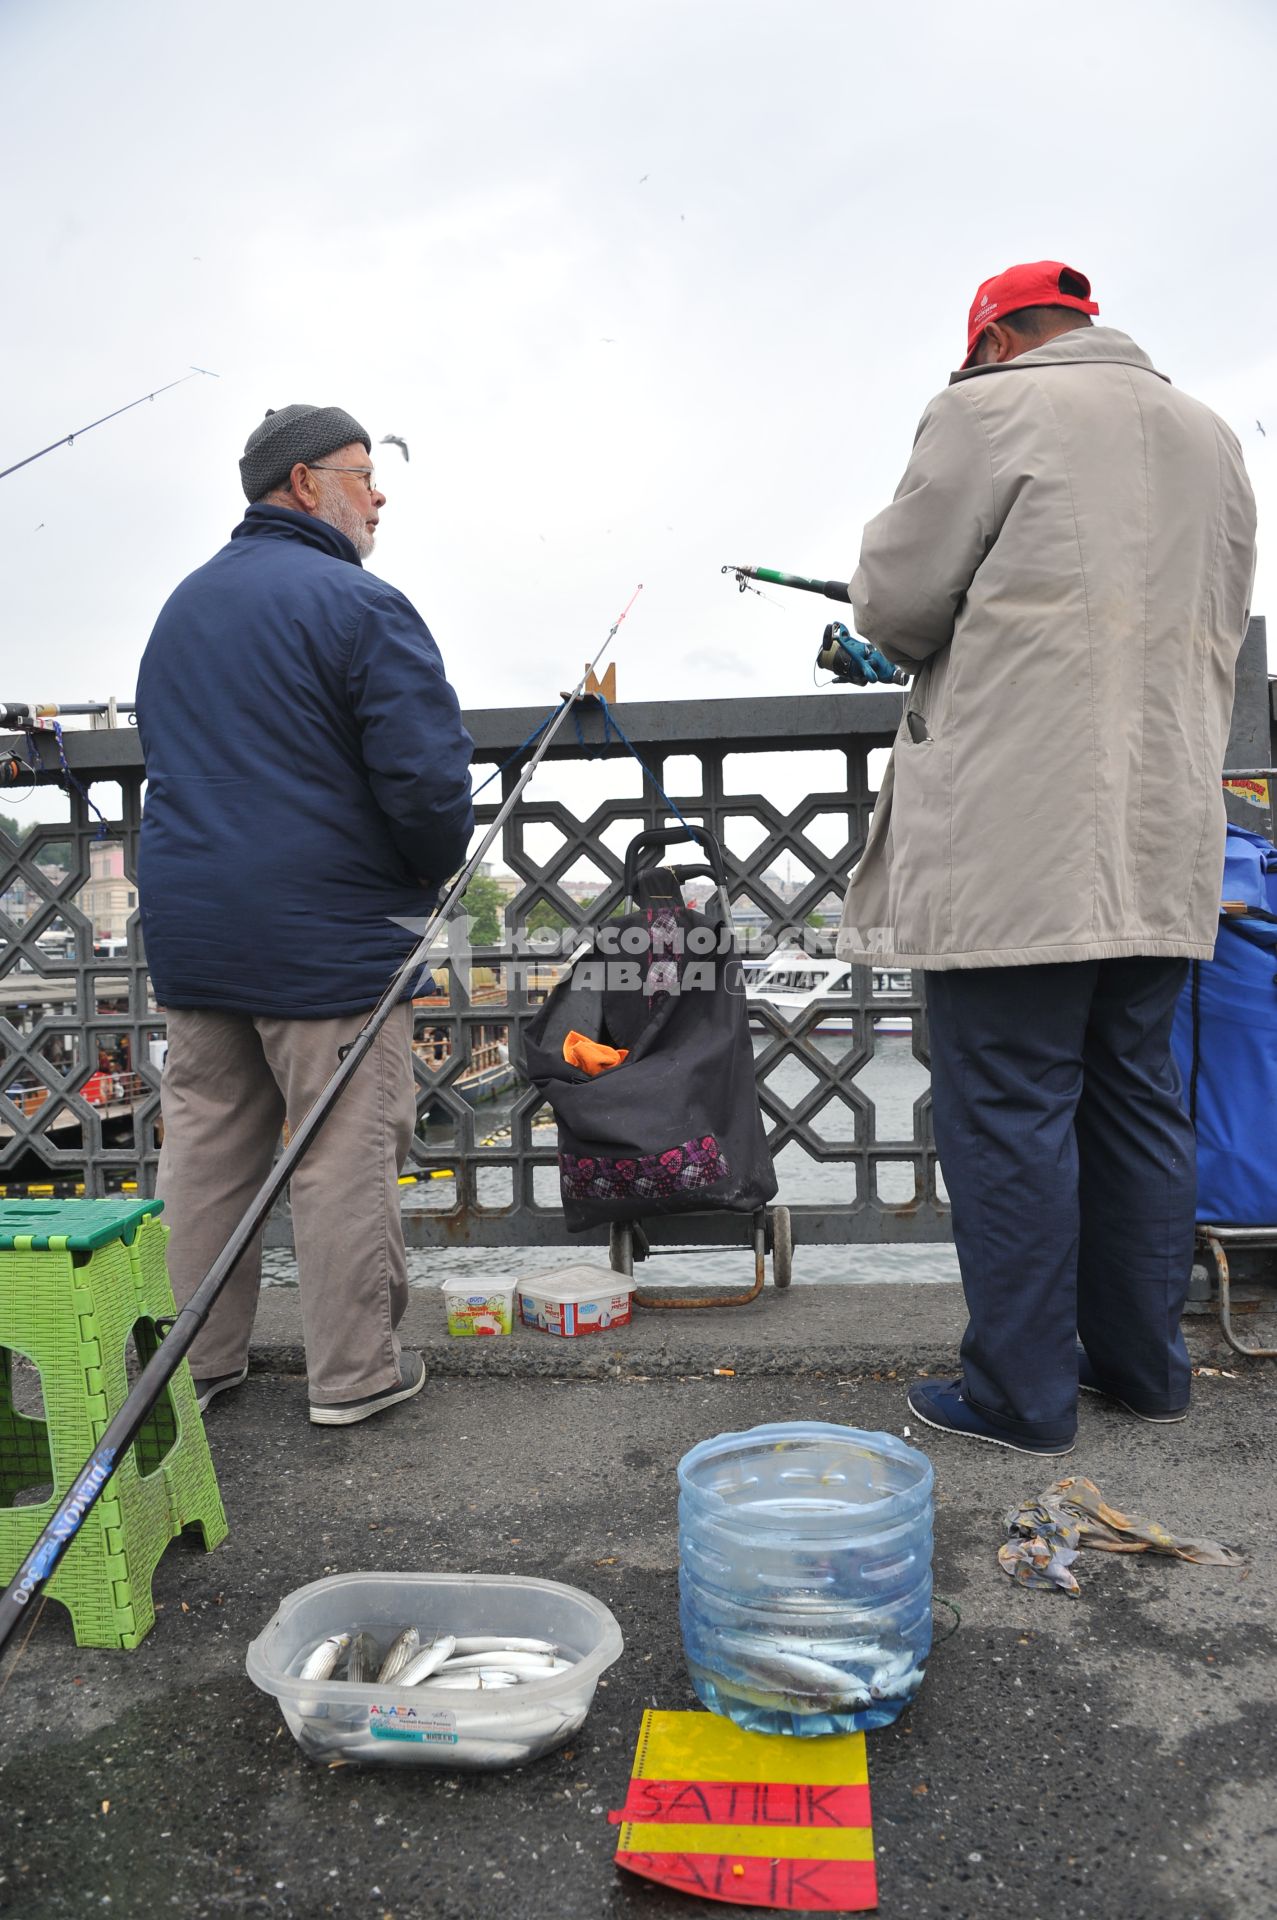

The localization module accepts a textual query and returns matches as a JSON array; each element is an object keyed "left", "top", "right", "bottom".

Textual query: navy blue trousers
[{"left": 924, "top": 958, "right": 1195, "bottom": 1441}]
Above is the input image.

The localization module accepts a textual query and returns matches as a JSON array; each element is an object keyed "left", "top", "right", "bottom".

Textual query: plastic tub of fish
[
  {"left": 678, "top": 1421, "right": 934, "bottom": 1737},
  {"left": 246, "top": 1571, "right": 624, "bottom": 1769},
  {"left": 442, "top": 1282, "right": 516, "bottom": 1336},
  {"left": 517, "top": 1263, "right": 635, "bottom": 1336}
]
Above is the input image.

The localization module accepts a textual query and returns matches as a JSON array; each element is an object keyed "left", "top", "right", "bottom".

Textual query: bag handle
[
  {"left": 623, "top": 824, "right": 729, "bottom": 899},
  {"left": 624, "top": 825, "right": 734, "bottom": 931}
]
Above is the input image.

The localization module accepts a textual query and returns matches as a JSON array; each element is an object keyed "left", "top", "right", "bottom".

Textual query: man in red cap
[{"left": 837, "top": 261, "right": 1257, "bottom": 1454}]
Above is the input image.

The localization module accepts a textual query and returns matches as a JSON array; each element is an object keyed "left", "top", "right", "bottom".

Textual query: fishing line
[
  {"left": 590, "top": 697, "right": 697, "bottom": 839},
  {"left": 1, "top": 716, "right": 111, "bottom": 834},
  {"left": 932, "top": 1595, "right": 962, "bottom": 1644},
  {"left": 0, "top": 1597, "right": 46, "bottom": 1703},
  {"left": 0, "top": 369, "right": 219, "bottom": 482},
  {"left": 0, "top": 584, "right": 643, "bottom": 1661},
  {"left": 470, "top": 709, "right": 560, "bottom": 802},
  {"left": 731, "top": 574, "right": 788, "bottom": 611},
  {"left": 37, "top": 720, "right": 111, "bottom": 839},
  {"left": 483, "top": 689, "right": 696, "bottom": 837}
]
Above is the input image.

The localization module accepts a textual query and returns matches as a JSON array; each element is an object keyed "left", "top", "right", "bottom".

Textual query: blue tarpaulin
[{"left": 1171, "top": 823, "right": 1277, "bottom": 1225}]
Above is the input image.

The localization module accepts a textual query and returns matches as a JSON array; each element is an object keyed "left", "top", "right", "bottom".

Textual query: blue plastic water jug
[{"left": 678, "top": 1421, "right": 934, "bottom": 1737}]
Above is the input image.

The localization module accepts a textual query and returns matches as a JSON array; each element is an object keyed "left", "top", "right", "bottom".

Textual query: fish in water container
[{"left": 677, "top": 1421, "right": 934, "bottom": 1736}]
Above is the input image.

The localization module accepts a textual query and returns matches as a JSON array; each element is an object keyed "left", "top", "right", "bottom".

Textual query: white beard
[{"left": 314, "top": 477, "right": 375, "bottom": 560}]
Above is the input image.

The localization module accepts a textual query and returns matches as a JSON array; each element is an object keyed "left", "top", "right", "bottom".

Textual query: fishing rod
[
  {"left": 0, "top": 369, "right": 218, "bottom": 483},
  {"left": 0, "top": 585, "right": 643, "bottom": 1658},
  {"left": 722, "top": 562, "right": 852, "bottom": 604},
  {"left": 721, "top": 564, "right": 909, "bottom": 688}
]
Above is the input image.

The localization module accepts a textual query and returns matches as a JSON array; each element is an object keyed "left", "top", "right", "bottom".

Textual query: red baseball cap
[{"left": 962, "top": 261, "right": 1099, "bottom": 367}]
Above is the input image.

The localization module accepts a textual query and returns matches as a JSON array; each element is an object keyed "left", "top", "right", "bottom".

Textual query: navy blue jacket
[{"left": 137, "top": 505, "right": 474, "bottom": 1017}]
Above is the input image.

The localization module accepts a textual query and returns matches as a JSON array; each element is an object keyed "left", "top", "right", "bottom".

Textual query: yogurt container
[
  {"left": 442, "top": 1282, "right": 516, "bottom": 1336},
  {"left": 517, "top": 1263, "right": 635, "bottom": 1336}
]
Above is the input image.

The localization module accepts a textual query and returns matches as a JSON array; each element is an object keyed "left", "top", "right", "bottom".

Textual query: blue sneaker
[
  {"left": 906, "top": 1378, "right": 1075, "bottom": 1456},
  {"left": 1077, "top": 1348, "right": 1189, "bottom": 1423}
]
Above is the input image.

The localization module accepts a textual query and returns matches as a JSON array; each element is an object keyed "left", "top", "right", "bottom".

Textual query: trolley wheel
[{"left": 770, "top": 1205, "right": 793, "bottom": 1289}]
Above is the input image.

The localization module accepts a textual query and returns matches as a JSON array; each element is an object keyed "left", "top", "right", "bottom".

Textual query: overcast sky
[{"left": 3, "top": 0, "right": 1273, "bottom": 769}]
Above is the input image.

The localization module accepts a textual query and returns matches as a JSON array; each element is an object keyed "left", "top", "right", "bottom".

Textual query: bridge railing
[
  {"left": 1, "top": 690, "right": 955, "bottom": 1251},
  {"left": 4, "top": 620, "right": 1270, "bottom": 1256}
]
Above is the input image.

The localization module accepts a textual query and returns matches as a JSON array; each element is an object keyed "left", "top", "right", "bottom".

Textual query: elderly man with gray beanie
[{"left": 137, "top": 404, "right": 475, "bottom": 1425}]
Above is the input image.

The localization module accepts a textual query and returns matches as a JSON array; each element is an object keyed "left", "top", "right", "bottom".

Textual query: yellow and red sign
[
  {"left": 1223, "top": 777, "right": 1271, "bottom": 811},
  {"left": 611, "top": 1709, "right": 877, "bottom": 1911}
]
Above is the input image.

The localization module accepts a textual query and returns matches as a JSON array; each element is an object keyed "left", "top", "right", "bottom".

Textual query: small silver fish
[
  {"left": 438, "top": 1649, "right": 558, "bottom": 1674},
  {"left": 771, "top": 1638, "right": 898, "bottom": 1664},
  {"left": 449, "top": 1634, "right": 558, "bottom": 1656},
  {"left": 298, "top": 1633, "right": 352, "bottom": 1682},
  {"left": 718, "top": 1635, "right": 853, "bottom": 1695},
  {"left": 709, "top": 1672, "right": 868, "bottom": 1715},
  {"left": 769, "top": 1636, "right": 922, "bottom": 1698},
  {"left": 448, "top": 1738, "right": 540, "bottom": 1765},
  {"left": 869, "top": 1663, "right": 927, "bottom": 1700},
  {"left": 396, "top": 1634, "right": 457, "bottom": 1685},
  {"left": 344, "top": 1632, "right": 380, "bottom": 1684},
  {"left": 696, "top": 1636, "right": 871, "bottom": 1715},
  {"left": 376, "top": 1627, "right": 420, "bottom": 1683},
  {"left": 317, "top": 1733, "right": 537, "bottom": 1767},
  {"left": 423, "top": 1668, "right": 521, "bottom": 1691}
]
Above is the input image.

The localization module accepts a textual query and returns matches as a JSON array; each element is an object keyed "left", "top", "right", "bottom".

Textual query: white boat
[{"left": 745, "top": 952, "right": 914, "bottom": 1035}]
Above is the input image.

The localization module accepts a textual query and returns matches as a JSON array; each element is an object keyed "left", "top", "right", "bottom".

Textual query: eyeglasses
[{"left": 309, "top": 464, "right": 377, "bottom": 492}]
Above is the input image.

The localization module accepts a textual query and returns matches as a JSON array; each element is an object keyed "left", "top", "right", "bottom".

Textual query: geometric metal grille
[
  {"left": 0, "top": 691, "right": 951, "bottom": 1251},
  {"left": 0, "top": 772, "right": 162, "bottom": 1203}
]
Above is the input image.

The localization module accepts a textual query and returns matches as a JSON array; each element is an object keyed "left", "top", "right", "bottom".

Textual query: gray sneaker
[
  {"left": 192, "top": 1365, "right": 249, "bottom": 1412},
  {"left": 309, "top": 1351, "right": 426, "bottom": 1427}
]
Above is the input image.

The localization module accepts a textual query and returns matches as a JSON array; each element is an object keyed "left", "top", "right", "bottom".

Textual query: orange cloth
[{"left": 563, "top": 1030, "right": 629, "bottom": 1076}]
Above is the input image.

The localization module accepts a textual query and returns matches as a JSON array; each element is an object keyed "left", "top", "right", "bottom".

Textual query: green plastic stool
[{"left": 0, "top": 1197, "right": 228, "bottom": 1649}]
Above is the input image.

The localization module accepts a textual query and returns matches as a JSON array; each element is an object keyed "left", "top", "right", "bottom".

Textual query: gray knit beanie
[{"left": 239, "top": 404, "right": 371, "bottom": 502}]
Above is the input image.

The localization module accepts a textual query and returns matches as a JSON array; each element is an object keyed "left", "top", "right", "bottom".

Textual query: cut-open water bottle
[{"left": 678, "top": 1421, "right": 934, "bottom": 1737}]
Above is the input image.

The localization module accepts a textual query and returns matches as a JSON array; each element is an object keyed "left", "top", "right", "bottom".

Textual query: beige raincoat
[{"left": 837, "top": 327, "right": 1257, "bottom": 970}]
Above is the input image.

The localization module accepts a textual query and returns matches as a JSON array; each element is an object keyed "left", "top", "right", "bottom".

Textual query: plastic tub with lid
[
  {"left": 517, "top": 1263, "right": 634, "bottom": 1336},
  {"left": 246, "top": 1571, "right": 623, "bottom": 1769},
  {"left": 442, "top": 1282, "right": 516, "bottom": 1335}
]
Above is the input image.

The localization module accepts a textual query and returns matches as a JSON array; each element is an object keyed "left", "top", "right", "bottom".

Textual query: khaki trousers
[{"left": 156, "top": 1004, "right": 415, "bottom": 1404}]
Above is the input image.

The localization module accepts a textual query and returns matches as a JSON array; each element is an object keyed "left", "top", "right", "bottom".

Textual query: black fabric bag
[{"left": 521, "top": 827, "right": 778, "bottom": 1233}]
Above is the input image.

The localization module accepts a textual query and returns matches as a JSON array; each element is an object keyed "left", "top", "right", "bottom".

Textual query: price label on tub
[{"left": 368, "top": 1703, "right": 458, "bottom": 1744}]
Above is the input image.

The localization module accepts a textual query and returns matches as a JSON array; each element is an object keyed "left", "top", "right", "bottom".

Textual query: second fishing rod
[{"left": 0, "top": 585, "right": 643, "bottom": 1658}]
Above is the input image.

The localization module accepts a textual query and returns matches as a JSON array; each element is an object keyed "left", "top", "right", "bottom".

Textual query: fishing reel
[{"left": 816, "top": 622, "right": 909, "bottom": 688}]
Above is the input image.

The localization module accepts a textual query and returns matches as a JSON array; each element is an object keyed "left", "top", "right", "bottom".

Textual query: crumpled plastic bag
[{"left": 998, "top": 1476, "right": 1244, "bottom": 1595}]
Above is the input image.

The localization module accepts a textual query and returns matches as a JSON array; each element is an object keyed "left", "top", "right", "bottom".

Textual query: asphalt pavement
[{"left": 2, "top": 1283, "right": 1275, "bottom": 1920}]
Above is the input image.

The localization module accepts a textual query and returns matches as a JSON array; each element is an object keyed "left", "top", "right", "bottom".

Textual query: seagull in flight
[
  {"left": 1258, "top": 420, "right": 1267, "bottom": 437},
  {"left": 380, "top": 434, "right": 410, "bottom": 462}
]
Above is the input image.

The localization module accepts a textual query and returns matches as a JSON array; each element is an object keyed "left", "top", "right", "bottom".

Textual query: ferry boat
[{"left": 745, "top": 952, "right": 914, "bottom": 1035}]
